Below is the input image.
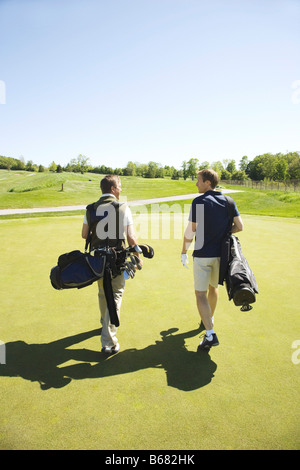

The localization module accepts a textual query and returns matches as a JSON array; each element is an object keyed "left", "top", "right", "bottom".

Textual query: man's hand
[{"left": 181, "top": 253, "right": 189, "bottom": 269}]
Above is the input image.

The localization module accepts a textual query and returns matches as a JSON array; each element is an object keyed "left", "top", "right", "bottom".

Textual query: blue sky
[{"left": 0, "top": 0, "right": 299, "bottom": 170}]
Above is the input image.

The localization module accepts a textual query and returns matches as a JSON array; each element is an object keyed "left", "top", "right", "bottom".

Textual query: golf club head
[
  {"left": 130, "top": 255, "right": 142, "bottom": 270},
  {"left": 139, "top": 244, "right": 154, "bottom": 259}
]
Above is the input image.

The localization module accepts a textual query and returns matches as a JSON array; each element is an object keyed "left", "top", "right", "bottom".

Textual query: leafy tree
[
  {"left": 198, "top": 161, "right": 210, "bottom": 170},
  {"left": 239, "top": 156, "right": 249, "bottom": 172},
  {"left": 274, "top": 158, "right": 288, "bottom": 181},
  {"left": 221, "top": 169, "right": 232, "bottom": 180},
  {"left": 287, "top": 156, "right": 300, "bottom": 179},
  {"left": 135, "top": 163, "right": 148, "bottom": 177},
  {"left": 171, "top": 170, "right": 180, "bottom": 180},
  {"left": 0, "top": 156, "right": 26, "bottom": 170},
  {"left": 26, "top": 160, "right": 36, "bottom": 171},
  {"left": 145, "top": 161, "right": 162, "bottom": 178},
  {"left": 164, "top": 165, "right": 177, "bottom": 178},
  {"left": 68, "top": 154, "right": 90, "bottom": 174},
  {"left": 49, "top": 161, "right": 57, "bottom": 172},
  {"left": 211, "top": 161, "right": 224, "bottom": 179},
  {"left": 181, "top": 161, "right": 188, "bottom": 180},
  {"left": 231, "top": 170, "right": 248, "bottom": 181},
  {"left": 123, "top": 161, "right": 136, "bottom": 176},
  {"left": 226, "top": 159, "right": 236, "bottom": 174},
  {"left": 187, "top": 158, "right": 199, "bottom": 180}
]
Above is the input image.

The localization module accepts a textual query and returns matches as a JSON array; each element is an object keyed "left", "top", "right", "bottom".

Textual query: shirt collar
[{"left": 100, "top": 193, "right": 116, "bottom": 198}]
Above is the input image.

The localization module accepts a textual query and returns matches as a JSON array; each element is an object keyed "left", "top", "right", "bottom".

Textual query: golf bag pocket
[{"left": 50, "top": 250, "right": 106, "bottom": 290}]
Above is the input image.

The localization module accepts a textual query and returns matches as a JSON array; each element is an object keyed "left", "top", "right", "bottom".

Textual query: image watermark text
[
  {"left": 0, "top": 340, "right": 6, "bottom": 364},
  {"left": 291, "top": 80, "right": 300, "bottom": 104},
  {"left": 0, "top": 80, "right": 6, "bottom": 104},
  {"left": 291, "top": 340, "right": 300, "bottom": 364}
]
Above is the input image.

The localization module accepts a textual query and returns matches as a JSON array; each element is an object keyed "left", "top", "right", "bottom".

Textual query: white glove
[{"left": 181, "top": 253, "right": 189, "bottom": 269}]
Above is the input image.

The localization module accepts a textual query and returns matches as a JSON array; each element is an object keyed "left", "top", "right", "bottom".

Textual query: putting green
[{"left": 0, "top": 213, "right": 299, "bottom": 450}]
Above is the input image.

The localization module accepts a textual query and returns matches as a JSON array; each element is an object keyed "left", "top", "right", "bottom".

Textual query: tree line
[{"left": 0, "top": 151, "right": 299, "bottom": 181}]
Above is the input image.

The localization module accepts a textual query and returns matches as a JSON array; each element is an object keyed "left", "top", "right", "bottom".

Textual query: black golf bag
[
  {"left": 224, "top": 235, "right": 258, "bottom": 311},
  {"left": 219, "top": 196, "right": 258, "bottom": 311}
]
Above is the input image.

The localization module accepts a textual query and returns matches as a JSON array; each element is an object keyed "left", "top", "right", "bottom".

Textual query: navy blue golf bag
[
  {"left": 50, "top": 244, "right": 154, "bottom": 326},
  {"left": 50, "top": 248, "right": 120, "bottom": 326},
  {"left": 50, "top": 250, "right": 106, "bottom": 290}
]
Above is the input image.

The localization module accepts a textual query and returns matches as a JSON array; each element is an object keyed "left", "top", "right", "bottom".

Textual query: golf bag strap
[
  {"left": 224, "top": 195, "right": 236, "bottom": 233},
  {"left": 103, "top": 267, "right": 120, "bottom": 327},
  {"left": 85, "top": 232, "right": 91, "bottom": 253},
  {"left": 84, "top": 203, "right": 94, "bottom": 252},
  {"left": 218, "top": 196, "right": 236, "bottom": 286}
]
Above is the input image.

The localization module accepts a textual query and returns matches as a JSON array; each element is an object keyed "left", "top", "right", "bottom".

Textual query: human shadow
[{"left": 0, "top": 327, "right": 217, "bottom": 391}]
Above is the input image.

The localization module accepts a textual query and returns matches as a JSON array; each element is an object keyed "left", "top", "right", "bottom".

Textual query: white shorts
[{"left": 193, "top": 257, "right": 220, "bottom": 291}]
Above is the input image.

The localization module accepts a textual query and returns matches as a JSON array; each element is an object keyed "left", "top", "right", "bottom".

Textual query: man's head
[
  {"left": 100, "top": 175, "right": 122, "bottom": 199},
  {"left": 196, "top": 169, "right": 219, "bottom": 193}
]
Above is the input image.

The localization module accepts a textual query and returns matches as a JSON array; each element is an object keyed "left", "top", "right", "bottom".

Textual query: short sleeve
[
  {"left": 233, "top": 201, "right": 240, "bottom": 217},
  {"left": 124, "top": 206, "right": 133, "bottom": 226},
  {"left": 188, "top": 199, "right": 200, "bottom": 223}
]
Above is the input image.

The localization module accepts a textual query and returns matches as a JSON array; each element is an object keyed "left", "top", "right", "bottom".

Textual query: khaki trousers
[{"left": 97, "top": 274, "right": 125, "bottom": 348}]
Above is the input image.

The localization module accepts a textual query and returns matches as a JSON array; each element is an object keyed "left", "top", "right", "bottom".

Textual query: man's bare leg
[
  {"left": 195, "top": 290, "right": 213, "bottom": 330},
  {"left": 208, "top": 285, "right": 218, "bottom": 318}
]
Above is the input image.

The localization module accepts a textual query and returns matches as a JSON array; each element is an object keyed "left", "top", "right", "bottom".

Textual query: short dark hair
[
  {"left": 100, "top": 175, "right": 120, "bottom": 193},
  {"left": 198, "top": 169, "right": 219, "bottom": 189}
]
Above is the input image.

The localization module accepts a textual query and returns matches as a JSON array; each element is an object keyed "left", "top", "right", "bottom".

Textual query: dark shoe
[
  {"left": 101, "top": 343, "right": 120, "bottom": 355},
  {"left": 197, "top": 333, "right": 219, "bottom": 351}
]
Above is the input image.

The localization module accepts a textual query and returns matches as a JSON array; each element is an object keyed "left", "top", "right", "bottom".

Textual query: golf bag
[
  {"left": 50, "top": 250, "right": 106, "bottom": 290},
  {"left": 50, "top": 244, "right": 154, "bottom": 326},
  {"left": 219, "top": 196, "right": 258, "bottom": 311},
  {"left": 224, "top": 235, "right": 258, "bottom": 311}
]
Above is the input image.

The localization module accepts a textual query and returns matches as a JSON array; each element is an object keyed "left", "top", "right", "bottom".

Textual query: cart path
[{"left": 0, "top": 189, "right": 243, "bottom": 215}]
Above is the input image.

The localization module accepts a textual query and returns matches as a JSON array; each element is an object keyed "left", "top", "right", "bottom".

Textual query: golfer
[
  {"left": 82, "top": 175, "right": 141, "bottom": 354},
  {"left": 181, "top": 169, "right": 243, "bottom": 351}
]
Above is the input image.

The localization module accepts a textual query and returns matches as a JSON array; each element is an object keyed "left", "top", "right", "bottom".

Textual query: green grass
[
  {"left": 0, "top": 214, "right": 299, "bottom": 449},
  {"left": 1, "top": 170, "right": 300, "bottom": 219},
  {"left": 0, "top": 170, "right": 197, "bottom": 209},
  {"left": 222, "top": 184, "right": 300, "bottom": 218}
]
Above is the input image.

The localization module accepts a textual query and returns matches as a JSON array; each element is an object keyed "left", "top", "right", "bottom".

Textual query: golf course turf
[{"left": 0, "top": 211, "right": 299, "bottom": 450}]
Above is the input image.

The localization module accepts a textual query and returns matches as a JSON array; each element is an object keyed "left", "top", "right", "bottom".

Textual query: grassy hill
[
  {"left": 0, "top": 169, "right": 300, "bottom": 218},
  {"left": 0, "top": 170, "right": 197, "bottom": 210}
]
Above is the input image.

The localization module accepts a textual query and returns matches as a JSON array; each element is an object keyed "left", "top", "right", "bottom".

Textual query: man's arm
[
  {"left": 82, "top": 223, "right": 89, "bottom": 240},
  {"left": 125, "top": 224, "right": 142, "bottom": 264},
  {"left": 181, "top": 221, "right": 197, "bottom": 253},
  {"left": 231, "top": 215, "right": 243, "bottom": 233},
  {"left": 125, "top": 224, "right": 139, "bottom": 246}
]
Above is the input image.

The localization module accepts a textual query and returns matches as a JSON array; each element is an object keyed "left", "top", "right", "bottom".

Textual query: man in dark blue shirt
[{"left": 181, "top": 169, "right": 243, "bottom": 351}]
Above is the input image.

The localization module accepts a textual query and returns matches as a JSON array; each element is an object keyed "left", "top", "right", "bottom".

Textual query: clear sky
[{"left": 0, "top": 0, "right": 299, "bottom": 170}]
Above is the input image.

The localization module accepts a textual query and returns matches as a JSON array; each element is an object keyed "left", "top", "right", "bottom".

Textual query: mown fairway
[
  {"left": 0, "top": 170, "right": 198, "bottom": 209},
  {"left": 1, "top": 170, "right": 300, "bottom": 219},
  {"left": 0, "top": 211, "right": 299, "bottom": 450}
]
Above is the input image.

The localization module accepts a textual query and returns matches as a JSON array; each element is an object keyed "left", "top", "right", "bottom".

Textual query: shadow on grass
[{"left": 0, "top": 327, "right": 217, "bottom": 391}]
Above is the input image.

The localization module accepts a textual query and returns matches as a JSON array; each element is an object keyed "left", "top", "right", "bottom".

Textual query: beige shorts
[{"left": 193, "top": 257, "right": 220, "bottom": 291}]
